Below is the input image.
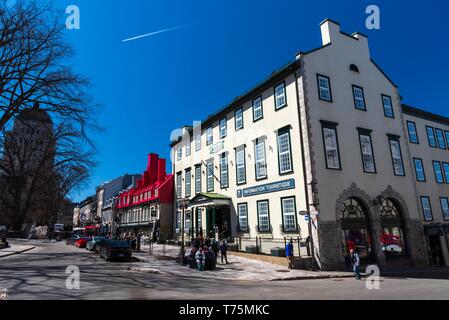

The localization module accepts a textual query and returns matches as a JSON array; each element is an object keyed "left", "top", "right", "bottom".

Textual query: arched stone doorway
[
  {"left": 340, "top": 197, "right": 376, "bottom": 265},
  {"left": 379, "top": 199, "right": 408, "bottom": 260}
]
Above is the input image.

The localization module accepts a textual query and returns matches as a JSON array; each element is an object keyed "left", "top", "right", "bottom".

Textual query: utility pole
[{"left": 307, "top": 180, "right": 319, "bottom": 271}]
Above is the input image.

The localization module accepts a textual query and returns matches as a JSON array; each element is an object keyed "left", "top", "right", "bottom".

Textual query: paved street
[{"left": 1, "top": 240, "right": 449, "bottom": 300}]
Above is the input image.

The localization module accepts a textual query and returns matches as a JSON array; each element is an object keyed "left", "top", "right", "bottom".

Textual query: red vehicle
[{"left": 75, "top": 237, "right": 91, "bottom": 248}]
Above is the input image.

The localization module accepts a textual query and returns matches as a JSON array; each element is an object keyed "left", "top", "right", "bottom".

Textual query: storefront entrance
[
  {"left": 340, "top": 197, "right": 376, "bottom": 266},
  {"left": 188, "top": 193, "right": 232, "bottom": 241},
  {"left": 427, "top": 233, "right": 445, "bottom": 266},
  {"left": 379, "top": 199, "right": 408, "bottom": 260},
  {"left": 205, "top": 206, "right": 231, "bottom": 240}
]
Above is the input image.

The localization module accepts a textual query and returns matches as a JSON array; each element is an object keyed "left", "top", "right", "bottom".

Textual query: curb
[
  {"left": 0, "top": 246, "right": 36, "bottom": 258},
  {"left": 271, "top": 274, "right": 356, "bottom": 281}
]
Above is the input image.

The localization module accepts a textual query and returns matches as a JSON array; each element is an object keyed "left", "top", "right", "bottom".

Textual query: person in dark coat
[
  {"left": 350, "top": 248, "right": 362, "bottom": 279},
  {"left": 220, "top": 240, "right": 228, "bottom": 264},
  {"left": 286, "top": 238, "right": 294, "bottom": 269},
  {"left": 211, "top": 239, "right": 219, "bottom": 263},
  {"left": 193, "top": 237, "right": 200, "bottom": 250},
  {"left": 208, "top": 247, "right": 216, "bottom": 270},
  {"left": 189, "top": 247, "right": 197, "bottom": 269}
]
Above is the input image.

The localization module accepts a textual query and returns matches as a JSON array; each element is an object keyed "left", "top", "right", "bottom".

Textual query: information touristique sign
[{"left": 237, "top": 179, "right": 295, "bottom": 198}]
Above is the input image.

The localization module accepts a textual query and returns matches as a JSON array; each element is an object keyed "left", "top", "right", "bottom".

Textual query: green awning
[{"left": 188, "top": 193, "right": 231, "bottom": 208}]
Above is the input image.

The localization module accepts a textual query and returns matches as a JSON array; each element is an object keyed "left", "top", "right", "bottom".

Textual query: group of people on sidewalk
[{"left": 186, "top": 235, "right": 229, "bottom": 271}]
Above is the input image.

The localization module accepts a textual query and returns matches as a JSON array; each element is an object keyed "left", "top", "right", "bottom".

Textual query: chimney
[
  {"left": 147, "top": 153, "right": 159, "bottom": 185},
  {"left": 143, "top": 170, "right": 150, "bottom": 186},
  {"left": 320, "top": 19, "right": 340, "bottom": 46},
  {"left": 157, "top": 158, "right": 167, "bottom": 183}
]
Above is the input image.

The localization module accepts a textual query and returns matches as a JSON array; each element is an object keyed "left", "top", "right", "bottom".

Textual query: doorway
[
  {"left": 428, "top": 234, "right": 445, "bottom": 266},
  {"left": 205, "top": 206, "right": 231, "bottom": 240}
]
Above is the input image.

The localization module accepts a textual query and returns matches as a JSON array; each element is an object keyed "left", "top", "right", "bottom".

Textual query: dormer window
[{"left": 350, "top": 64, "right": 359, "bottom": 73}]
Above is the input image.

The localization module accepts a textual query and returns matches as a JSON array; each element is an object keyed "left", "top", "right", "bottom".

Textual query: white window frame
[
  {"left": 176, "top": 172, "right": 182, "bottom": 198},
  {"left": 413, "top": 158, "right": 426, "bottom": 182},
  {"left": 235, "top": 108, "right": 244, "bottom": 130},
  {"left": 237, "top": 203, "right": 248, "bottom": 232},
  {"left": 257, "top": 200, "right": 270, "bottom": 232},
  {"left": 382, "top": 94, "right": 394, "bottom": 118},
  {"left": 206, "top": 160, "right": 214, "bottom": 192},
  {"left": 352, "top": 85, "right": 366, "bottom": 110},
  {"left": 426, "top": 126, "right": 437, "bottom": 147},
  {"left": 195, "top": 165, "right": 202, "bottom": 194},
  {"left": 407, "top": 121, "right": 419, "bottom": 144},
  {"left": 440, "top": 197, "right": 449, "bottom": 221},
  {"left": 220, "top": 153, "right": 229, "bottom": 189},
  {"left": 185, "top": 168, "right": 191, "bottom": 197},
  {"left": 435, "top": 128, "right": 446, "bottom": 149},
  {"left": 389, "top": 138, "right": 404, "bottom": 176},
  {"left": 358, "top": 132, "right": 376, "bottom": 173},
  {"left": 317, "top": 75, "right": 332, "bottom": 101},
  {"left": 420, "top": 196, "right": 433, "bottom": 221},
  {"left": 322, "top": 125, "right": 341, "bottom": 170},
  {"left": 281, "top": 197, "right": 297, "bottom": 232},
  {"left": 277, "top": 130, "right": 293, "bottom": 174},
  {"left": 255, "top": 138, "right": 267, "bottom": 180},
  {"left": 206, "top": 127, "right": 213, "bottom": 146},
  {"left": 252, "top": 96, "right": 263, "bottom": 121},
  {"left": 235, "top": 147, "right": 246, "bottom": 185},
  {"left": 433, "top": 161, "right": 444, "bottom": 183},
  {"left": 274, "top": 82, "right": 286, "bottom": 109},
  {"left": 219, "top": 118, "right": 227, "bottom": 139}
]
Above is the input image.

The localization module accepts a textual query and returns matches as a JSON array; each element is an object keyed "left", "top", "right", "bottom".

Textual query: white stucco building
[{"left": 170, "top": 19, "right": 448, "bottom": 270}]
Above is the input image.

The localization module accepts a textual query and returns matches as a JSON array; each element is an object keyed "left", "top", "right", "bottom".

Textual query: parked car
[
  {"left": 0, "top": 225, "right": 7, "bottom": 238},
  {"left": 66, "top": 234, "right": 81, "bottom": 245},
  {"left": 75, "top": 237, "right": 91, "bottom": 248},
  {"left": 100, "top": 240, "right": 132, "bottom": 262},
  {"left": 86, "top": 236, "right": 107, "bottom": 252}
]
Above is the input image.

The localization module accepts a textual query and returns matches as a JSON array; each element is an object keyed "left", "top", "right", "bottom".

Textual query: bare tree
[
  {"left": 0, "top": 0, "right": 100, "bottom": 231},
  {"left": 0, "top": 0, "right": 96, "bottom": 136}
]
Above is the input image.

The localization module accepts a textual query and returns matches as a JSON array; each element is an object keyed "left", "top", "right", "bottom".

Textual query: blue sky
[{"left": 59, "top": 0, "right": 449, "bottom": 202}]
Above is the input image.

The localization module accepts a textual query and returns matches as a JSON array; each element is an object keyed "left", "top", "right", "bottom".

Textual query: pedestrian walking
[
  {"left": 350, "top": 248, "right": 362, "bottom": 279},
  {"left": 286, "top": 238, "right": 294, "bottom": 269},
  {"left": 220, "top": 240, "right": 228, "bottom": 264}
]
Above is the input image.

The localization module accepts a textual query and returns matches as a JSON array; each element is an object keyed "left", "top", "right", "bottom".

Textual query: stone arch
[
  {"left": 378, "top": 185, "right": 410, "bottom": 221},
  {"left": 335, "top": 183, "right": 374, "bottom": 223},
  {"left": 377, "top": 186, "right": 411, "bottom": 260},
  {"left": 334, "top": 183, "right": 380, "bottom": 264}
]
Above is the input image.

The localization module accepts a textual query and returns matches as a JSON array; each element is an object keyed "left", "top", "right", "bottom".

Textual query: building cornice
[{"left": 402, "top": 104, "right": 449, "bottom": 127}]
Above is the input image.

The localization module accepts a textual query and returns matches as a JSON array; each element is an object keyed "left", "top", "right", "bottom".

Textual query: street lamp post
[{"left": 177, "top": 198, "right": 190, "bottom": 265}]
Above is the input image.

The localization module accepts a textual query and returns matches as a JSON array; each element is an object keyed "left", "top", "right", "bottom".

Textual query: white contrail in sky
[{"left": 122, "top": 24, "right": 193, "bottom": 42}]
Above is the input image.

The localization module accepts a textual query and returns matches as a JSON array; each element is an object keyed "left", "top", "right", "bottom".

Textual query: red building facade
[{"left": 115, "top": 153, "right": 174, "bottom": 241}]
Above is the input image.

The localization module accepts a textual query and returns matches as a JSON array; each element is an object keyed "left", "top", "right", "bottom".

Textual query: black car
[{"left": 99, "top": 240, "right": 132, "bottom": 261}]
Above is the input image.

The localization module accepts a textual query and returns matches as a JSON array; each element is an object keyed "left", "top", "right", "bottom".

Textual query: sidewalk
[
  {"left": 130, "top": 243, "right": 354, "bottom": 281},
  {"left": 0, "top": 244, "right": 36, "bottom": 258}
]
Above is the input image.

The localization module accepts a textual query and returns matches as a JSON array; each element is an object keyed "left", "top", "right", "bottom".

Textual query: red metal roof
[{"left": 116, "top": 154, "right": 173, "bottom": 209}]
